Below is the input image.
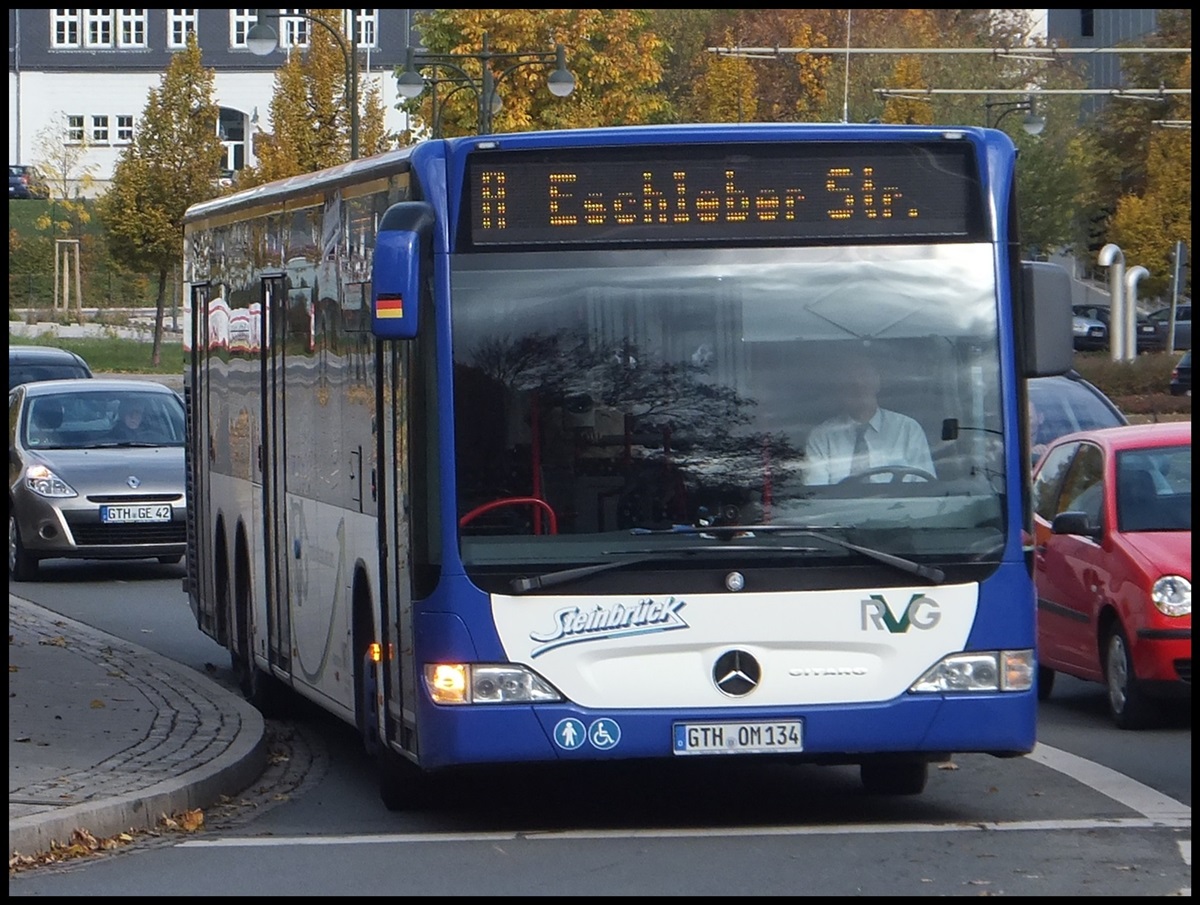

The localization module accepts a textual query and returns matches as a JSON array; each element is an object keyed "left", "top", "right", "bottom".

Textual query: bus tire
[
  {"left": 860, "top": 758, "right": 929, "bottom": 795},
  {"left": 1036, "top": 665, "right": 1055, "bottom": 701},
  {"left": 235, "top": 545, "right": 289, "bottom": 718},
  {"left": 378, "top": 747, "right": 439, "bottom": 812}
]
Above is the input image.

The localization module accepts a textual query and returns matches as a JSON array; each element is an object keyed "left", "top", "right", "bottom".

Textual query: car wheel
[
  {"left": 9, "top": 513, "right": 39, "bottom": 582},
  {"left": 1036, "top": 664, "right": 1055, "bottom": 701},
  {"left": 1104, "top": 624, "right": 1158, "bottom": 730},
  {"left": 860, "top": 758, "right": 929, "bottom": 795}
]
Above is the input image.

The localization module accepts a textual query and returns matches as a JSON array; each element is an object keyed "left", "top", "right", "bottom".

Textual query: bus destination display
[{"left": 467, "top": 142, "right": 982, "bottom": 247}]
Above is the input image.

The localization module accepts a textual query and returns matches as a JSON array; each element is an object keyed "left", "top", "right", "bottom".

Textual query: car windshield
[
  {"left": 24, "top": 390, "right": 185, "bottom": 449},
  {"left": 1116, "top": 445, "right": 1192, "bottom": 533}
]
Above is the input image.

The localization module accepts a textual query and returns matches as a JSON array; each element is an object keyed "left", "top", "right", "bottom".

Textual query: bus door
[
  {"left": 260, "top": 273, "right": 292, "bottom": 677},
  {"left": 185, "top": 281, "right": 213, "bottom": 633},
  {"left": 378, "top": 341, "right": 415, "bottom": 752}
]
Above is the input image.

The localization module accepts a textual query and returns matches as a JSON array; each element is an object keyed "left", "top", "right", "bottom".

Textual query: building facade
[
  {"left": 1045, "top": 9, "right": 1163, "bottom": 114},
  {"left": 8, "top": 8, "right": 418, "bottom": 195}
]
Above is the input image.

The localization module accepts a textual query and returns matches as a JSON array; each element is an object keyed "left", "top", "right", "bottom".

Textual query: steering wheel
[{"left": 838, "top": 465, "right": 936, "bottom": 485}]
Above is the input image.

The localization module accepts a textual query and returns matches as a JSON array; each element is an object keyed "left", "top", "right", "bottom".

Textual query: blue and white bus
[{"left": 182, "top": 122, "right": 1073, "bottom": 809}]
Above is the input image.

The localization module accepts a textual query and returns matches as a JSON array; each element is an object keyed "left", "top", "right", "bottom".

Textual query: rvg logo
[{"left": 861, "top": 594, "right": 940, "bottom": 632}]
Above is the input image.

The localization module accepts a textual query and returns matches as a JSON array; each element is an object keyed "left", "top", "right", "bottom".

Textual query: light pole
[
  {"left": 246, "top": 9, "right": 360, "bottom": 160},
  {"left": 983, "top": 96, "right": 1045, "bottom": 135},
  {"left": 1098, "top": 243, "right": 1127, "bottom": 363},
  {"left": 397, "top": 32, "right": 575, "bottom": 137}
]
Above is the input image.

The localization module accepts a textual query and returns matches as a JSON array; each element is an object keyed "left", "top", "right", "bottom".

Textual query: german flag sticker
[{"left": 376, "top": 293, "right": 404, "bottom": 319}]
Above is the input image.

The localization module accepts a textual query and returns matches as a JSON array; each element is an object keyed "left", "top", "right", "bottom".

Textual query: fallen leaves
[
  {"left": 8, "top": 808, "right": 207, "bottom": 875},
  {"left": 39, "top": 636, "right": 69, "bottom": 648}
]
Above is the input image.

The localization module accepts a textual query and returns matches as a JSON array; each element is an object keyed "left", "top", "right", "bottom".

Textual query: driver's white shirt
[{"left": 804, "top": 408, "right": 935, "bottom": 486}]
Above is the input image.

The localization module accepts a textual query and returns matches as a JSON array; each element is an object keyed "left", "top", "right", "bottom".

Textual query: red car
[{"left": 1031, "top": 421, "right": 1191, "bottom": 728}]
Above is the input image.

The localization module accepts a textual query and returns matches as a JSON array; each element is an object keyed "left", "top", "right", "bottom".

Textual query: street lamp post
[
  {"left": 397, "top": 32, "right": 575, "bottom": 137},
  {"left": 983, "top": 96, "right": 1045, "bottom": 135},
  {"left": 246, "top": 9, "right": 360, "bottom": 160}
]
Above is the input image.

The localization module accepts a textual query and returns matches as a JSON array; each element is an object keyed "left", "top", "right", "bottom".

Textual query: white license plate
[
  {"left": 673, "top": 720, "right": 803, "bottom": 755},
  {"left": 101, "top": 504, "right": 172, "bottom": 524}
]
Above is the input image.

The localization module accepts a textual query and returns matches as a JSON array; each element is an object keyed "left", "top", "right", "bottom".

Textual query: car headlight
[
  {"left": 24, "top": 465, "right": 77, "bottom": 498},
  {"left": 424, "top": 663, "right": 563, "bottom": 705},
  {"left": 909, "top": 650, "right": 1033, "bottom": 693},
  {"left": 1152, "top": 575, "right": 1191, "bottom": 617},
  {"left": 1072, "top": 321, "right": 1088, "bottom": 335}
]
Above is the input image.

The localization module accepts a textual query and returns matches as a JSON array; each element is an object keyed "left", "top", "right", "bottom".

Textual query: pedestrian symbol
[
  {"left": 553, "top": 718, "right": 586, "bottom": 750},
  {"left": 588, "top": 718, "right": 621, "bottom": 750}
]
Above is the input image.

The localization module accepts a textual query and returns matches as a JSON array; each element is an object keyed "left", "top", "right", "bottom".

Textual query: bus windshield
[{"left": 451, "top": 242, "right": 1005, "bottom": 569}]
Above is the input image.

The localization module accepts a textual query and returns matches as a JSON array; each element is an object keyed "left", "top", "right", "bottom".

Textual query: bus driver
[{"left": 804, "top": 352, "right": 935, "bottom": 485}]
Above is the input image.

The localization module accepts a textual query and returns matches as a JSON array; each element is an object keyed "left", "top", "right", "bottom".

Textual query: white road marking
[
  {"left": 1028, "top": 742, "right": 1192, "bottom": 823},
  {"left": 179, "top": 742, "right": 1191, "bottom": 850}
]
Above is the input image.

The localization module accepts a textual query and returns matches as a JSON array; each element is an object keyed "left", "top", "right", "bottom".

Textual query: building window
[
  {"left": 83, "top": 9, "right": 113, "bottom": 47},
  {"left": 279, "top": 9, "right": 310, "bottom": 48},
  {"left": 67, "top": 115, "right": 86, "bottom": 143},
  {"left": 117, "top": 9, "right": 147, "bottom": 47},
  {"left": 1080, "top": 10, "right": 1095, "bottom": 39},
  {"left": 167, "top": 9, "right": 197, "bottom": 48},
  {"left": 346, "top": 9, "right": 378, "bottom": 48},
  {"left": 51, "top": 9, "right": 82, "bottom": 47},
  {"left": 92, "top": 115, "right": 111, "bottom": 143},
  {"left": 54, "top": 9, "right": 148, "bottom": 48},
  {"left": 116, "top": 115, "right": 135, "bottom": 143},
  {"left": 230, "top": 8, "right": 257, "bottom": 48}
]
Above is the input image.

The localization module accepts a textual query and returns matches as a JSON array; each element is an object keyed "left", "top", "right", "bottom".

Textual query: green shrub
[
  {"left": 12, "top": 333, "right": 183, "bottom": 375},
  {"left": 1073, "top": 350, "right": 1181, "bottom": 396}
]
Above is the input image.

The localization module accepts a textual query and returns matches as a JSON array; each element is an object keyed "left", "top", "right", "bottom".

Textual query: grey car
[
  {"left": 1147, "top": 304, "right": 1191, "bottom": 352},
  {"left": 9, "top": 378, "right": 186, "bottom": 580},
  {"left": 9, "top": 344, "right": 94, "bottom": 390}
]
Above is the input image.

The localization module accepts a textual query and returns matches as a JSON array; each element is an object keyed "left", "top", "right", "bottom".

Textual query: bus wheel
[
  {"left": 860, "top": 758, "right": 929, "bottom": 795},
  {"left": 378, "top": 747, "right": 439, "bottom": 812},
  {"left": 1037, "top": 665, "right": 1055, "bottom": 701},
  {"left": 235, "top": 565, "right": 289, "bottom": 717}
]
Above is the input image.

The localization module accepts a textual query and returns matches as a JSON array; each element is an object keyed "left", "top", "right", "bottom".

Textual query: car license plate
[
  {"left": 101, "top": 504, "right": 172, "bottom": 524},
  {"left": 673, "top": 720, "right": 803, "bottom": 755}
]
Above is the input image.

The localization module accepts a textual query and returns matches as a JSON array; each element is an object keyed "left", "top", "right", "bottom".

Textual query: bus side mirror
[
  {"left": 1021, "top": 260, "right": 1073, "bottom": 378},
  {"left": 372, "top": 201, "right": 435, "bottom": 340}
]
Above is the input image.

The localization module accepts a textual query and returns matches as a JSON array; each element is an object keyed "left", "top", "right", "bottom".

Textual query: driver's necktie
[{"left": 851, "top": 423, "right": 870, "bottom": 475}]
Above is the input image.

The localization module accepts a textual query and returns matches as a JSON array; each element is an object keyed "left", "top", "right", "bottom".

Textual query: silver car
[{"left": 9, "top": 378, "right": 187, "bottom": 580}]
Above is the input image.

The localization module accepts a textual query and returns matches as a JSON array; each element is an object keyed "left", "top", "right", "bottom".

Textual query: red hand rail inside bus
[{"left": 459, "top": 497, "right": 559, "bottom": 535}]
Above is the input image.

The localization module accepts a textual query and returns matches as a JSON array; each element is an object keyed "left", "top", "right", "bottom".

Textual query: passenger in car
[{"left": 31, "top": 400, "right": 65, "bottom": 445}]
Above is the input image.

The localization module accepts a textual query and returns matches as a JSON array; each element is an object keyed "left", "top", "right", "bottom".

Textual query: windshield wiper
[
  {"left": 509, "top": 545, "right": 823, "bottom": 594},
  {"left": 631, "top": 524, "right": 945, "bottom": 585},
  {"left": 510, "top": 524, "right": 944, "bottom": 592}
]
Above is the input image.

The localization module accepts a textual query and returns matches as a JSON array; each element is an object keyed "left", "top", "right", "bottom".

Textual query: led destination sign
[{"left": 466, "top": 142, "right": 984, "bottom": 247}]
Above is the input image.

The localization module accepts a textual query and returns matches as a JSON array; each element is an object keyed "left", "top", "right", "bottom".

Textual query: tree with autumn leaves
[
  {"left": 97, "top": 32, "right": 224, "bottom": 366},
  {"left": 240, "top": 8, "right": 391, "bottom": 185},
  {"left": 88, "top": 8, "right": 1185, "bottom": 335}
]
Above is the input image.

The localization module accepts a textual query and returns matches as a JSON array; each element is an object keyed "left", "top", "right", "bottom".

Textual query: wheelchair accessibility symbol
[
  {"left": 588, "top": 718, "right": 620, "bottom": 750},
  {"left": 553, "top": 718, "right": 586, "bottom": 750}
]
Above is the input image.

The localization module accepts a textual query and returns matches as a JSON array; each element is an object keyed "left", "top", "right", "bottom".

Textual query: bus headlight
[
  {"left": 424, "top": 663, "right": 563, "bottom": 705},
  {"left": 1151, "top": 576, "right": 1191, "bottom": 617},
  {"left": 909, "top": 650, "right": 1033, "bottom": 693}
]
